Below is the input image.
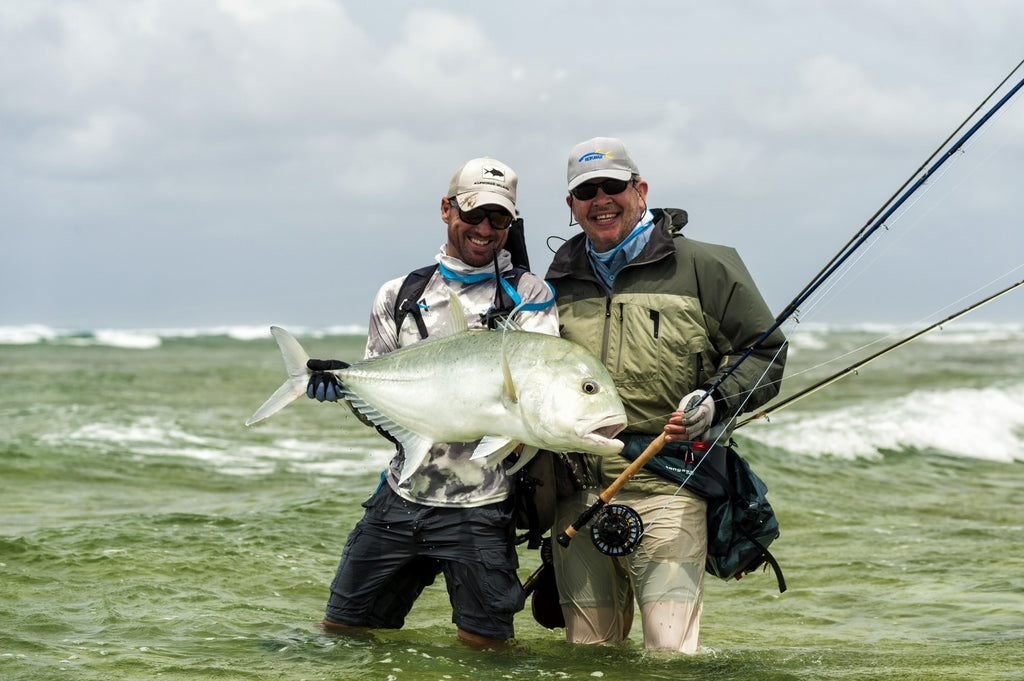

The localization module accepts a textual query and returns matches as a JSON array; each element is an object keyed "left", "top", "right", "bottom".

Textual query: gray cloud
[{"left": 2, "top": 0, "right": 1022, "bottom": 329}]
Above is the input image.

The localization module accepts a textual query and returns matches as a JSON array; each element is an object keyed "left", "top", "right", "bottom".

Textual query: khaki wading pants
[{"left": 552, "top": 488, "right": 707, "bottom": 653}]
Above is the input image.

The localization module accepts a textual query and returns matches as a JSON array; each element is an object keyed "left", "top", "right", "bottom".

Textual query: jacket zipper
[
  {"left": 615, "top": 302, "right": 624, "bottom": 373},
  {"left": 600, "top": 297, "right": 613, "bottom": 363}
]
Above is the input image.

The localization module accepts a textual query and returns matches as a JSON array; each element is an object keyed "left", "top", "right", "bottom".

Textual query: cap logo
[
  {"left": 482, "top": 166, "right": 505, "bottom": 178},
  {"left": 578, "top": 150, "right": 610, "bottom": 163}
]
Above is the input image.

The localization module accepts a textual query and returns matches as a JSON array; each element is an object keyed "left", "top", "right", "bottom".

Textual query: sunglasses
[
  {"left": 570, "top": 178, "right": 632, "bottom": 201},
  {"left": 449, "top": 198, "right": 514, "bottom": 230}
]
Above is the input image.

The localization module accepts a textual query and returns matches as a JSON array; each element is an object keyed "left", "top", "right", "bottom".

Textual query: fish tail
[{"left": 244, "top": 326, "right": 311, "bottom": 426}]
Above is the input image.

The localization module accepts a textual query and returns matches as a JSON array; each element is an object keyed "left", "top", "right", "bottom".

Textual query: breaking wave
[
  {"left": 742, "top": 383, "right": 1024, "bottom": 462},
  {"left": 0, "top": 323, "right": 367, "bottom": 348}
]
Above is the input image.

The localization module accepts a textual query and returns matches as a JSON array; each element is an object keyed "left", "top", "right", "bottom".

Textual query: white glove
[{"left": 678, "top": 390, "right": 715, "bottom": 439}]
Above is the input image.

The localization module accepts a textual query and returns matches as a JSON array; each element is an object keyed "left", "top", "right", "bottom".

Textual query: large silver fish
[{"left": 245, "top": 295, "right": 627, "bottom": 482}]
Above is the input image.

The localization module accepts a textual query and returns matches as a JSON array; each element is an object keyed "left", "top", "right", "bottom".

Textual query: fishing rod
[
  {"left": 735, "top": 278, "right": 1024, "bottom": 428},
  {"left": 557, "top": 433, "right": 669, "bottom": 547},
  {"left": 782, "top": 57, "right": 1024, "bottom": 327},
  {"left": 695, "top": 61, "right": 1024, "bottom": 411},
  {"left": 556, "top": 61, "right": 1024, "bottom": 551}
]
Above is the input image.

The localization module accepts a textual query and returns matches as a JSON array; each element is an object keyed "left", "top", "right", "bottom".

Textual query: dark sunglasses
[
  {"left": 570, "top": 178, "right": 632, "bottom": 201},
  {"left": 448, "top": 199, "right": 514, "bottom": 230}
]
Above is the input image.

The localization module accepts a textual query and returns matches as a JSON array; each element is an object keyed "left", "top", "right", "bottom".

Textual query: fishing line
[
  {"left": 771, "top": 90, "right": 1021, "bottom": 355},
  {"left": 803, "top": 83, "right": 1023, "bottom": 324},
  {"left": 653, "top": 261, "right": 1024, "bottom": 425},
  {"left": 780, "top": 117, "right": 1020, "bottom": 360},
  {"left": 774, "top": 58, "right": 1024, "bottom": 326},
  {"left": 735, "top": 276, "right": 1024, "bottom": 428},
  {"left": 789, "top": 157, "right": 954, "bottom": 324}
]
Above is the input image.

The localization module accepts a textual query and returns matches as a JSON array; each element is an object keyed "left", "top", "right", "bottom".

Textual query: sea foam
[
  {"left": 744, "top": 383, "right": 1024, "bottom": 462},
  {"left": 0, "top": 324, "right": 368, "bottom": 347}
]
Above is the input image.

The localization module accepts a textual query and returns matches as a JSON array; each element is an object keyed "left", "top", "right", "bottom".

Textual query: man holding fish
[
  {"left": 545, "top": 137, "right": 787, "bottom": 653},
  {"left": 305, "top": 158, "right": 567, "bottom": 648}
]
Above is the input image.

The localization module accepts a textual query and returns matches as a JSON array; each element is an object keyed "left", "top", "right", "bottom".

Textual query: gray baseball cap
[
  {"left": 566, "top": 137, "right": 639, "bottom": 191},
  {"left": 447, "top": 157, "right": 517, "bottom": 216}
]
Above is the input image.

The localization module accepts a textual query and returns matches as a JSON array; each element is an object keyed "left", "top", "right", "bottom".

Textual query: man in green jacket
[{"left": 545, "top": 137, "right": 786, "bottom": 653}]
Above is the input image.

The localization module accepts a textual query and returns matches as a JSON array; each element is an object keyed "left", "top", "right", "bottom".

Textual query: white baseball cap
[
  {"left": 566, "top": 137, "right": 639, "bottom": 191},
  {"left": 447, "top": 157, "right": 517, "bottom": 216}
]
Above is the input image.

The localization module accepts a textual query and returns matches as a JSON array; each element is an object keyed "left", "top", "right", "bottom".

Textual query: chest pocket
[{"left": 610, "top": 293, "right": 714, "bottom": 413}]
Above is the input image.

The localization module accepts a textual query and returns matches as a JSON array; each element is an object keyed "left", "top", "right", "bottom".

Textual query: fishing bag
[
  {"left": 618, "top": 435, "right": 786, "bottom": 592},
  {"left": 511, "top": 450, "right": 587, "bottom": 549}
]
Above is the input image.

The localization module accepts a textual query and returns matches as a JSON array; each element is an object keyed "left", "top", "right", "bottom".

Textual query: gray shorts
[{"left": 324, "top": 483, "right": 524, "bottom": 640}]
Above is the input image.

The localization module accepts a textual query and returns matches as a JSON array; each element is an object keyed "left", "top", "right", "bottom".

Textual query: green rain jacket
[{"left": 545, "top": 208, "right": 787, "bottom": 494}]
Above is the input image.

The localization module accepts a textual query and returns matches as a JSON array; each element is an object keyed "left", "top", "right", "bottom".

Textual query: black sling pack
[
  {"left": 511, "top": 450, "right": 587, "bottom": 549},
  {"left": 618, "top": 434, "right": 786, "bottom": 592}
]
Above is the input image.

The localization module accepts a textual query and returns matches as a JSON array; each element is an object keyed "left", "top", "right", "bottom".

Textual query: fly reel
[{"left": 590, "top": 504, "right": 644, "bottom": 556}]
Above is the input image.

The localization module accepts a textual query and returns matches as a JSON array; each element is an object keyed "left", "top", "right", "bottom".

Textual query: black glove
[{"left": 306, "top": 358, "right": 347, "bottom": 402}]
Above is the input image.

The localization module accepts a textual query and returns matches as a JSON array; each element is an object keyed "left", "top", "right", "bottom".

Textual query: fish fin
[
  {"left": 342, "top": 392, "right": 399, "bottom": 433},
  {"left": 342, "top": 391, "right": 436, "bottom": 481},
  {"left": 470, "top": 435, "right": 519, "bottom": 462},
  {"left": 501, "top": 445, "right": 539, "bottom": 474},
  {"left": 501, "top": 338, "right": 518, "bottom": 403},
  {"left": 270, "top": 326, "right": 311, "bottom": 379},
  {"left": 494, "top": 317, "right": 524, "bottom": 332},
  {"left": 445, "top": 290, "right": 470, "bottom": 335},
  {"left": 397, "top": 436, "right": 434, "bottom": 484},
  {"left": 244, "top": 327, "right": 311, "bottom": 426}
]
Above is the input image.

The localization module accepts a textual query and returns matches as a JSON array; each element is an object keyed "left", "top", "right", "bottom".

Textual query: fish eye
[{"left": 581, "top": 380, "right": 600, "bottom": 395}]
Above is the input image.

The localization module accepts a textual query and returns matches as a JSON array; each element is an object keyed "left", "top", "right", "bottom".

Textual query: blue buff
[
  {"left": 586, "top": 209, "right": 655, "bottom": 292},
  {"left": 438, "top": 263, "right": 554, "bottom": 314}
]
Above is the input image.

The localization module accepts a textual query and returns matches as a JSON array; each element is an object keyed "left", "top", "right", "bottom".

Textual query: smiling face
[
  {"left": 442, "top": 197, "right": 511, "bottom": 267},
  {"left": 566, "top": 176, "right": 649, "bottom": 252}
]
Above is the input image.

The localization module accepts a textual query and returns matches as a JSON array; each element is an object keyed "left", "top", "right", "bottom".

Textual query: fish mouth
[{"left": 580, "top": 415, "right": 627, "bottom": 453}]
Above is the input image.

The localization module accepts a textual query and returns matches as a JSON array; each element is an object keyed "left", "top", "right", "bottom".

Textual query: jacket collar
[{"left": 547, "top": 207, "right": 689, "bottom": 283}]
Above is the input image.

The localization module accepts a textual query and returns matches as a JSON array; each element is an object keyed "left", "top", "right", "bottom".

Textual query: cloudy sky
[{"left": 2, "top": 0, "right": 1022, "bottom": 331}]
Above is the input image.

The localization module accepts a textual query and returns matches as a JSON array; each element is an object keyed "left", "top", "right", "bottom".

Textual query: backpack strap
[
  {"left": 394, "top": 263, "right": 533, "bottom": 339},
  {"left": 393, "top": 264, "right": 437, "bottom": 341},
  {"left": 480, "top": 266, "right": 530, "bottom": 330}
]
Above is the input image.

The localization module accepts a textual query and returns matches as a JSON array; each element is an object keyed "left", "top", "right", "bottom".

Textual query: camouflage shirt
[{"left": 365, "top": 246, "right": 559, "bottom": 507}]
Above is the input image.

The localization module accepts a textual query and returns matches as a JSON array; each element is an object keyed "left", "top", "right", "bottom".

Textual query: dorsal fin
[
  {"left": 443, "top": 289, "right": 470, "bottom": 335},
  {"left": 501, "top": 334, "right": 518, "bottom": 403}
]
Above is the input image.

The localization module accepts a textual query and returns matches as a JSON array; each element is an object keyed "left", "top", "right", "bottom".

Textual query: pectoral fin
[
  {"left": 471, "top": 435, "right": 519, "bottom": 463},
  {"left": 501, "top": 445, "right": 539, "bottom": 474}
]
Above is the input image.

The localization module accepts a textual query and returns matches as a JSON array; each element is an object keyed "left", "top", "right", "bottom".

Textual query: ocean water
[{"left": 1, "top": 322, "right": 1022, "bottom": 681}]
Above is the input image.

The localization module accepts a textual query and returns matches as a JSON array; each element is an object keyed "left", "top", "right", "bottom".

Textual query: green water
[{"left": 2, "top": 330, "right": 1023, "bottom": 680}]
